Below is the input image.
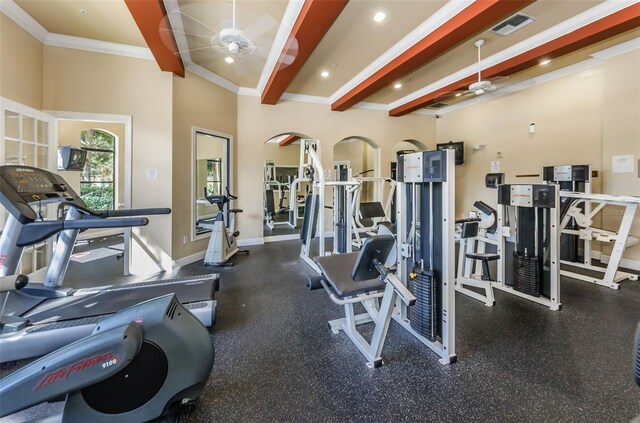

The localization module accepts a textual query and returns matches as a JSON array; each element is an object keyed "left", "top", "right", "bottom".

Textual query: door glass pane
[
  {"left": 82, "top": 151, "right": 114, "bottom": 181},
  {"left": 22, "top": 116, "right": 35, "bottom": 142},
  {"left": 22, "top": 143, "right": 35, "bottom": 166},
  {"left": 37, "top": 120, "right": 48, "bottom": 144},
  {"left": 5, "top": 140, "right": 20, "bottom": 164},
  {"left": 5, "top": 110, "right": 19, "bottom": 139},
  {"left": 37, "top": 146, "right": 48, "bottom": 168}
]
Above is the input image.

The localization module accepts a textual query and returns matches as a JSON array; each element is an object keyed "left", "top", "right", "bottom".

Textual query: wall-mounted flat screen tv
[{"left": 436, "top": 141, "right": 464, "bottom": 165}]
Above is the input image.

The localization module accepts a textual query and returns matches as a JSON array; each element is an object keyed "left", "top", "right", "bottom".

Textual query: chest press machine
[{"left": 307, "top": 150, "right": 456, "bottom": 367}]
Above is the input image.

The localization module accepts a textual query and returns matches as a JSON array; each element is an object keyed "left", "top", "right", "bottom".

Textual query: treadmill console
[{"left": 0, "top": 166, "right": 84, "bottom": 224}]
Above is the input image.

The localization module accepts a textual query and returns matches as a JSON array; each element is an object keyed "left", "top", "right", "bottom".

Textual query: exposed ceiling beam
[
  {"left": 330, "top": 0, "right": 532, "bottom": 112},
  {"left": 279, "top": 134, "right": 300, "bottom": 147},
  {"left": 261, "top": 0, "right": 349, "bottom": 105},
  {"left": 390, "top": 2, "right": 640, "bottom": 116},
  {"left": 125, "top": 0, "right": 184, "bottom": 77}
]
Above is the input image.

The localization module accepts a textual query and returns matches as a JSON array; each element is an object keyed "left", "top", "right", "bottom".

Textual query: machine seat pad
[
  {"left": 230, "top": 208, "right": 243, "bottom": 213},
  {"left": 315, "top": 253, "right": 385, "bottom": 299},
  {"left": 466, "top": 252, "right": 500, "bottom": 262}
]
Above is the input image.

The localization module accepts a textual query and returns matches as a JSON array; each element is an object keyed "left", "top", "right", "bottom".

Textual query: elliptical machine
[
  {"left": 0, "top": 274, "right": 214, "bottom": 422},
  {"left": 202, "top": 188, "right": 249, "bottom": 266}
]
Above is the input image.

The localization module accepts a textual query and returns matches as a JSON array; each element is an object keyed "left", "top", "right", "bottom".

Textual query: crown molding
[
  {"left": 0, "top": 0, "right": 48, "bottom": 42},
  {"left": 329, "top": 0, "right": 474, "bottom": 104},
  {"left": 591, "top": 36, "right": 640, "bottom": 60},
  {"left": 45, "top": 33, "right": 154, "bottom": 60},
  {"left": 185, "top": 63, "right": 239, "bottom": 94},
  {"left": 238, "top": 87, "right": 260, "bottom": 97},
  {"left": 389, "top": 0, "right": 638, "bottom": 111},
  {"left": 256, "top": 0, "right": 306, "bottom": 96}
]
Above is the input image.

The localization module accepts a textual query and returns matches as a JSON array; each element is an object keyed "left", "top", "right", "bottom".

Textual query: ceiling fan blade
[
  {"left": 487, "top": 75, "right": 507, "bottom": 82},
  {"left": 160, "top": 28, "right": 211, "bottom": 41},
  {"left": 177, "top": 45, "right": 214, "bottom": 55},
  {"left": 221, "top": 19, "right": 233, "bottom": 30},
  {"left": 169, "top": 10, "right": 219, "bottom": 36},
  {"left": 243, "top": 15, "right": 278, "bottom": 40}
]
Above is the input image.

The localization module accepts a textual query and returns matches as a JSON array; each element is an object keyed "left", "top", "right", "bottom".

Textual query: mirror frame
[{"left": 191, "top": 126, "right": 233, "bottom": 242}]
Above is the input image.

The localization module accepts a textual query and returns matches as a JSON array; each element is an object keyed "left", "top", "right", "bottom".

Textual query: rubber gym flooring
[{"left": 4, "top": 238, "right": 640, "bottom": 422}]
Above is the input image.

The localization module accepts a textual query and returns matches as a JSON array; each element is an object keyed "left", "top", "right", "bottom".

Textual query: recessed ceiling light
[
  {"left": 455, "top": 93, "right": 462, "bottom": 97},
  {"left": 320, "top": 70, "right": 330, "bottom": 78},
  {"left": 225, "top": 56, "right": 235, "bottom": 64},
  {"left": 79, "top": 8, "right": 87, "bottom": 15},
  {"left": 394, "top": 83, "right": 402, "bottom": 89},
  {"left": 373, "top": 12, "right": 386, "bottom": 23},
  {"left": 540, "top": 59, "right": 551, "bottom": 65}
]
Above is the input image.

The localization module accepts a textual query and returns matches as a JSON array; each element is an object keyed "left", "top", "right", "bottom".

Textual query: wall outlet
[{"left": 183, "top": 235, "right": 189, "bottom": 244}]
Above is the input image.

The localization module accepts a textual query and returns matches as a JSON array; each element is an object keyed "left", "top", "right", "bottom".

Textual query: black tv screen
[{"left": 436, "top": 141, "right": 464, "bottom": 165}]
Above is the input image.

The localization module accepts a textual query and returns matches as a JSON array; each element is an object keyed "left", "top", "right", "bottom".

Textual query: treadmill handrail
[
  {"left": 93, "top": 208, "right": 172, "bottom": 218},
  {"left": 17, "top": 217, "right": 149, "bottom": 246}
]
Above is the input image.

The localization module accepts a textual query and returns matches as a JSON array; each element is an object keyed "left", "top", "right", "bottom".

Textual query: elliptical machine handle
[
  {"left": 225, "top": 187, "right": 238, "bottom": 200},
  {"left": 0, "top": 275, "right": 28, "bottom": 293}
]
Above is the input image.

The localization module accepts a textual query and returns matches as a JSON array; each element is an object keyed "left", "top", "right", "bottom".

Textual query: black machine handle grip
[
  {"left": 94, "top": 208, "right": 172, "bottom": 218},
  {"left": 226, "top": 187, "right": 238, "bottom": 200},
  {"left": 0, "top": 274, "right": 29, "bottom": 293},
  {"left": 17, "top": 217, "right": 149, "bottom": 247},
  {"left": 455, "top": 217, "right": 481, "bottom": 224}
]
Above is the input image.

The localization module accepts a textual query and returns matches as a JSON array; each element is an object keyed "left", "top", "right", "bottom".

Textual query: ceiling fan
[
  {"left": 467, "top": 39, "right": 497, "bottom": 96},
  {"left": 163, "top": 0, "right": 297, "bottom": 76}
]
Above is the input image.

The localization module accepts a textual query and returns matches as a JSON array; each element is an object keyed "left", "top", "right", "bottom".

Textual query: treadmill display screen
[{"left": 3, "top": 168, "right": 56, "bottom": 194}]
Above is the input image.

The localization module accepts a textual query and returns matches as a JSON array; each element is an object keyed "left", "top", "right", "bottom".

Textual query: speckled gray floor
[{"left": 3, "top": 239, "right": 640, "bottom": 422}]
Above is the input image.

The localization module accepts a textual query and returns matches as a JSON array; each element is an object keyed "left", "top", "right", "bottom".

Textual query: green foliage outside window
[{"left": 80, "top": 129, "right": 115, "bottom": 211}]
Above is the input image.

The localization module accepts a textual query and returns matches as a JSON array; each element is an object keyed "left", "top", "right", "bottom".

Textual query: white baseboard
[
  {"left": 171, "top": 251, "right": 206, "bottom": 269},
  {"left": 264, "top": 234, "right": 299, "bottom": 243},
  {"left": 592, "top": 251, "right": 640, "bottom": 271},
  {"left": 238, "top": 237, "right": 264, "bottom": 247}
]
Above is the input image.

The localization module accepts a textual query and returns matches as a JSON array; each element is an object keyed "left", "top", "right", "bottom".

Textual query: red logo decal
[
  {"left": 0, "top": 254, "right": 7, "bottom": 270},
  {"left": 34, "top": 352, "right": 116, "bottom": 391}
]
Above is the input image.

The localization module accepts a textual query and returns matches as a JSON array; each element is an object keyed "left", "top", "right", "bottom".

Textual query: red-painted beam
[
  {"left": 261, "top": 0, "right": 349, "bottom": 105},
  {"left": 390, "top": 3, "right": 640, "bottom": 116},
  {"left": 125, "top": 0, "right": 184, "bottom": 77},
  {"left": 279, "top": 134, "right": 300, "bottom": 147},
  {"left": 331, "top": 0, "right": 532, "bottom": 112}
]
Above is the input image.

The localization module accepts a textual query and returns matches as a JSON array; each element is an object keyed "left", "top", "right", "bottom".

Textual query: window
[{"left": 80, "top": 129, "right": 116, "bottom": 211}]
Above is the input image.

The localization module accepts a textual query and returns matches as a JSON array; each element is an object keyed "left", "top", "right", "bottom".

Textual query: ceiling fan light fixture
[
  {"left": 228, "top": 41, "right": 240, "bottom": 54},
  {"left": 373, "top": 12, "right": 386, "bottom": 23},
  {"left": 225, "top": 56, "right": 235, "bottom": 64}
]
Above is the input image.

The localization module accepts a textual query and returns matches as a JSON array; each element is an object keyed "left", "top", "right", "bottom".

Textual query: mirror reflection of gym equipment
[{"left": 263, "top": 133, "right": 311, "bottom": 238}]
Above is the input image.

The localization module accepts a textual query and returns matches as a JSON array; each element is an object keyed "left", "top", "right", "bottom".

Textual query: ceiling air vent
[
  {"left": 429, "top": 103, "right": 447, "bottom": 109},
  {"left": 491, "top": 13, "right": 535, "bottom": 36}
]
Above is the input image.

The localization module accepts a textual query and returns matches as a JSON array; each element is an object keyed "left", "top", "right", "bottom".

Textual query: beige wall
[
  {"left": 172, "top": 71, "right": 237, "bottom": 260},
  {"left": 264, "top": 142, "right": 300, "bottom": 166},
  {"left": 43, "top": 46, "right": 174, "bottom": 270},
  {"left": 437, "top": 50, "right": 639, "bottom": 263},
  {"left": 600, "top": 50, "right": 640, "bottom": 262},
  {"left": 0, "top": 13, "right": 43, "bottom": 109},
  {"left": 237, "top": 95, "right": 437, "bottom": 240},
  {"left": 57, "top": 120, "right": 125, "bottom": 206}
]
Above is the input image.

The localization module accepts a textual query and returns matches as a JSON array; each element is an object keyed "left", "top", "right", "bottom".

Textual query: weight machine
[
  {"left": 495, "top": 184, "right": 561, "bottom": 310},
  {"left": 543, "top": 164, "right": 639, "bottom": 289},
  {"left": 307, "top": 150, "right": 456, "bottom": 367},
  {"left": 299, "top": 140, "right": 360, "bottom": 274},
  {"left": 351, "top": 176, "right": 396, "bottom": 248}
]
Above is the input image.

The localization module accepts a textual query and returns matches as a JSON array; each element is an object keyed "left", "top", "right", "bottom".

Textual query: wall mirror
[
  {"left": 193, "top": 128, "right": 232, "bottom": 241},
  {"left": 262, "top": 132, "right": 311, "bottom": 239}
]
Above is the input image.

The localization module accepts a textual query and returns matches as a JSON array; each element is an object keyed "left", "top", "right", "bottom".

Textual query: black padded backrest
[
  {"left": 300, "top": 194, "right": 319, "bottom": 243},
  {"left": 360, "top": 202, "right": 386, "bottom": 219},
  {"left": 351, "top": 236, "right": 395, "bottom": 281},
  {"left": 265, "top": 190, "right": 275, "bottom": 214},
  {"left": 461, "top": 221, "right": 479, "bottom": 239}
]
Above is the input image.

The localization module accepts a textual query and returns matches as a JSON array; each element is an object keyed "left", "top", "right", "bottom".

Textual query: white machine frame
[
  {"left": 456, "top": 218, "right": 498, "bottom": 307},
  {"left": 300, "top": 140, "right": 360, "bottom": 273},
  {"left": 351, "top": 176, "right": 396, "bottom": 248},
  {"left": 559, "top": 191, "right": 639, "bottom": 289}
]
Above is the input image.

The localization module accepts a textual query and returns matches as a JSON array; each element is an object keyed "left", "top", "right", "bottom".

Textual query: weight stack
[
  {"left": 512, "top": 253, "right": 542, "bottom": 297},
  {"left": 408, "top": 268, "right": 437, "bottom": 342}
]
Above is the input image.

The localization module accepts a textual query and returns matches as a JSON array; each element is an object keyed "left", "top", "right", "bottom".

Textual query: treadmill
[{"left": 0, "top": 165, "right": 218, "bottom": 362}]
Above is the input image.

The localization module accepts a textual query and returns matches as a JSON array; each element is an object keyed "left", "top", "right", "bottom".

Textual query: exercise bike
[
  {"left": 0, "top": 274, "right": 214, "bottom": 422},
  {"left": 202, "top": 188, "right": 249, "bottom": 266}
]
